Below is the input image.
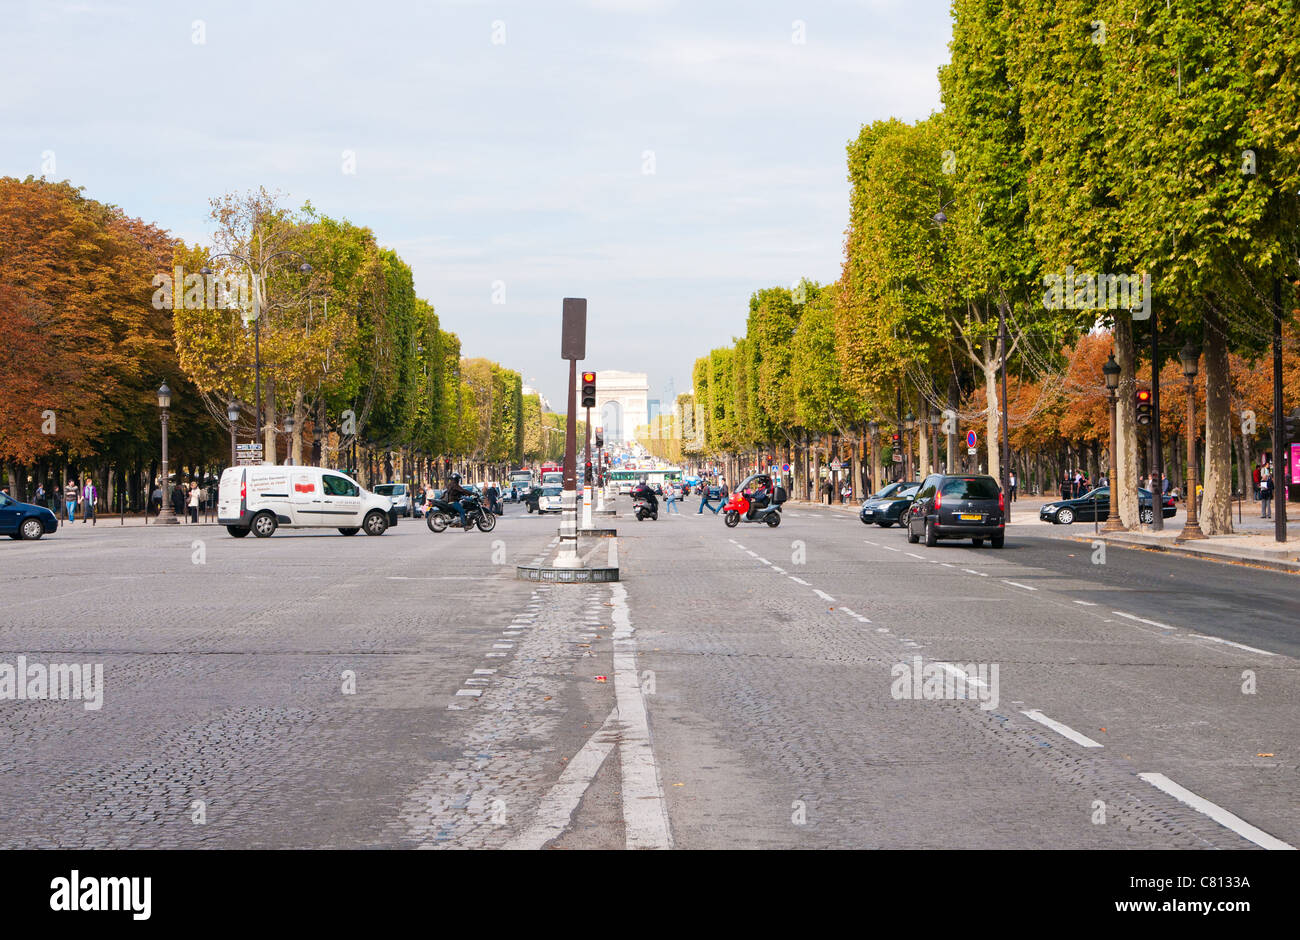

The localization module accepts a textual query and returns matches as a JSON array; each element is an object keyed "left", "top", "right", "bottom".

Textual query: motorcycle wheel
[
  {"left": 476, "top": 510, "right": 497, "bottom": 532},
  {"left": 723, "top": 511, "right": 739, "bottom": 528},
  {"left": 635, "top": 509, "right": 644, "bottom": 521},
  {"left": 650, "top": 511, "right": 658, "bottom": 521},
  {"left": 428, "top": 512, "right": 449, "bottom": 533},
  {"left": 765, "top": 512, "right": 781, "bottom": 527}
]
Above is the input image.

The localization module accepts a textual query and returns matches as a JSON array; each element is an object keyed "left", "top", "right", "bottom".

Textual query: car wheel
[
  {"left": 338, "top": 527, "right": 360, "bottom": 536},
  {"left": 925, "top": 521, "right": 937, "bottom": 548},
  {"left": 227, "top": 525, "right": 250, "bottom": 538},
  {"left": 476, "top": 511, "right": 497, "bottom": 532},
  {"left": 1056, "top": 507, "right": 1074, "bottom": 525},
  {"left": 723, "top": 511, "right": 739, "bottom": 528},
  {"left": 363, "top": 510, "right": 389, "bottom": 536},
  {"left": 19, "top": 518, "right": 45, "bottom": 540},
  {"left": 251, "top": 512, "right": 277, "bottom": 538},
  {"left": 428, "top": 512, "right": 449, "bottom": 533},
  {"left": 972, "top": 538, "right": 984, "bottom": 547},
  {"left": 991, "top": 534, "right": 1005, "bottom": 548},
  {"left": 1140, "top": 507, "right": 1154, "bottom": 524}
]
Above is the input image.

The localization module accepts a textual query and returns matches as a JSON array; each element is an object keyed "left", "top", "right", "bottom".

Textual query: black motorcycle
[{"left": 426, "top": 494, "right": 497, "bottom": 533}]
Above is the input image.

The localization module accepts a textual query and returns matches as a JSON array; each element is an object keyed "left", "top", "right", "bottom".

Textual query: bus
[{"left": 607, "top": 467, "right": 683, "bottom": 495}]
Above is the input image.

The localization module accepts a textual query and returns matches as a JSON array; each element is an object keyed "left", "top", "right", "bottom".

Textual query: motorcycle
[
  {"left": 633, "top": 496, "right": 658, "bottom": 521},
  {"left": 426, "top": 494, "right": 497, "bottom": 533},
  {"left": 721, "top": 477, "right": 783, "bottom": 529}
]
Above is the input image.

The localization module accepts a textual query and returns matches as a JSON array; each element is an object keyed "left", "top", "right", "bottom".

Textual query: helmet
[{"left": 450, "top": 472, "right": 461, "bottom": 482}]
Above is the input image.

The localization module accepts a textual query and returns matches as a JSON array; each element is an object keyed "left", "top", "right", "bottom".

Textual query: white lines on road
[
  {"left": 1137, "top": 773, "right": 1295, "bottom": 850},
  {"left": 940, "top": 563, "right": 955, "bottom": 568},
  {"left": 1020, "top": 710, "right": 1103, "bottom": 748},
  {"left": 770, "top": 566, "right": 787, "bottom": 575},
  {"left": 862, "top": 539, "right": 877, "bottom": 546},
  {"left": 756, "top": 557, "right": 770, "bottom": 565},
  {"left": 788, "top": 576, "right": 810, "bottom": 585},
  {"left": 813, "top": 589, "right": 836, "bottom": 602},
  {"left": 1112, "top": 610, "right": 1174, "bottom": 631},
  {"left": 962, "top": 569, "right": 988, "bottom": 577},
  {"left": 454, "top": 689, "right": 484, "bottom": 697},
  {"left": 1072, "top": 600, "right": 1098, "bottom": 606},
  {"left": 905, "top": 552, "right": 925, "bottom": 560},
  {"left": 937, "top": 662, "right": 987, "bottom": 689},
  {"left": 745, "top": 550, "right": 758, "bottom": 557},
  {"left": 1001, "top": 580, "right": 1037, "bottom": 591},
  {"left": 880, "top": 545, "right": 901, "bottom": 553},
  {"left": 1186, "top": 634, "right": 1277, "bottom": 657}
]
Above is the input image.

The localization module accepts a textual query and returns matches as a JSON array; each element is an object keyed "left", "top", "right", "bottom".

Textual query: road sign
[
  {"left": 830, "top": 460, "right": 842, "bottom": 470},
  {"left": 891, "top": 454, "right": 902, "bottom": 463},
  {"left": 967, "top": 446, "right": 977, "bottom": 455},
  {"left": 236, "top": 443, "right": 262, "bottom": 453},
  {"left": 782, "top": 464, "right": 791, "bottom": 473},
  {"left": 965, "top": 430, "right": 977, "bottom": 448}
]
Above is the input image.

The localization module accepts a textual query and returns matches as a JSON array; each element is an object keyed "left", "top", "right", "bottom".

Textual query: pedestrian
[
  {"left": 188, "top": 481, "right": 200, "bottom": 523},
  {"left": 1009, "top": 470, "right": 1017, "bottom": 502},
  {"left": 664, "top": 483, "right": 679, "bottom": 514},
  {"left": 698, "top": 480, "right": 719, "bottom": 514},
  {"left": 862, "top": 474, "right": 872, "bottom": 496},
  {"left": 171, "top": 481, "right": 186, "bottom": 518},
  {"left": 81, "top": 477, "right": 97, "bottom": 525},
  {"left": 151, "top": 484, "right": 163, "bottom": 515},
  {"left": 1260, "top": 464, "right": 1273, "bottom": 518},
  {"left": 64, "top": 478, "right": 79, "bottom": 522}
]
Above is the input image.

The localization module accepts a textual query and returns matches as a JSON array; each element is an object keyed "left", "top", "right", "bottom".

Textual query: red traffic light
[
  {"left": 1136, "top": 389, "right": 1152, "bottom": 403},
  {"left": 582, "top": 371, "right": 595, "bottom": 383}
]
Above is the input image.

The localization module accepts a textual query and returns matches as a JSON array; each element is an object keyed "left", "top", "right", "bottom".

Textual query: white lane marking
[
  {"left": 937, "top": 663, "right": 987, "bottom": 688},
  {"left": 1020, "top": 710, "right": 1103, "bottom": 748},
  {"left": 876, "top": 628, "right": 889, "bottom": 633},
  {"left": 880, "top": 545, "right": 901, "bottom": 552},
  {"left": 840, "top": 607, "right": 857, "bottom": 617},
  {"left": 863, "top": 539, "right": 877, "bottom": 546},
  {"left": 1137, "top": 773, "right": 1295, "bottom": 850},
  {"left": 813, "top": 589, "right": 836, "bottom": 602},
  {"left": 745, "top": 550, "right": 758, "bottom": 557},
  {"left": 962, "top": 569, "right": 988, "bottom": 577},
  {"left": 1073, "top": 600, "right": 1098, "bottom": 607},
  {"left": 905, "top": 552, "right": 925, "bottom": 560},
  {"left": 789, "top": 576, "right": 810, "bottom": 585},
  {"left": 1187, "top": 634, "right": 1277, "bottom": 657},
  {"left": 734, "top": 544, "right": 746, "bottom": 550},
  {"left": 1002, "top": 580, "right": 1037, "bottom": 591},
  {"left": 940, "top": 563, "right": 955, "bottom": 568},
  {"left": 1112, "top": 610, "right": 1174, "bottom": 630},
  {"left": 473, "top": 669, "right": 496, "bottom": 675},
  {"left": 771, "top": 566, "right": 787, "bottom": 574},
  {"left": 609, "top": 582, "right": 673, "bottom": 849},
  {"left": 464, "top": 678, "right": 490, "bottom": 686},
  {"left": 492, "top": 642, "right": 514, "bottom": 649},
  {"left": 757, "top": 557, "right": 770, "bottom": 565},
  {"left": 505, "top": 707, "right": 619, "bottom": 850},
  {"left": 455, "top": 689, "right": 483, "bottom": 697}
]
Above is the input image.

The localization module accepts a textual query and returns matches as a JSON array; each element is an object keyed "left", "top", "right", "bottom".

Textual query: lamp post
[
  {"left": 227, "top": 399, "right": 240, "bottom": 467},
  {"left": 868, "top": 420, "right": 879, "bottom": 495},
  {"left": 156, "top": 382, "right": 179, "bottom": 525},
  {"left": 903, "top": 411, "right": 916, "bottom": 481},
  {"left": 1102, "top": 353, "right": 1125, "bottom": 532},
  {"left": 284, "top": 413, "right": 296, "bottom": 466},
  {"left": 928, "top": 409, "right": 941, "bottom": 475},
  {"left": 1177, "top": 343, "right": 1206, "bottom": 540}
]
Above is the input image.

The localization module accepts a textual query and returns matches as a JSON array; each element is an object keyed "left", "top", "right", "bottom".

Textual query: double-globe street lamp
[
  {"left": 1177, "top": 342, "right": 1207, "bottom": 541},
  {"left": 868, "top": 420, "right": 879, "bottom": 494},
  {"left": 1102, "top": 353, "right": 1125, "bottom": 533},
  {"left": 903, "top": 411, "right": 916, "bottom": 481},
  {"left": 156, "top": 382, "right": 179, "bottom": 525},
  {"left": 227, "top": 399, "right": 240, "bottom": 467}
]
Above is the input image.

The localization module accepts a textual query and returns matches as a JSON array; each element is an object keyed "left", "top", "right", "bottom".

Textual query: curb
[{"left": 1072, "top": 534, "right": 1300, "bottom": 574}]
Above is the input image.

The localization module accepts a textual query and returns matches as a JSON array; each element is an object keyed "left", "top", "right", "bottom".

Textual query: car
[
  {"left": 906, "top": 474, "right": 1005, "bottom": 548},
  {"left": 858, "top": 481, "right": 920, "bottom": 527},
  {"left": 536, "top": 485, "right": 563, "bottom": 513},
  {"left": 217, "top": 465, "right": 398, "bottom": 537},
  {"left": 373, "top": 483, "right": 413, "bottom": 517},
  {"left": 1039, "top": 486, "right": 1176, "bottom": 525},
  {"left": 0, "top": 491, "right": 58, "bottom": 540}
]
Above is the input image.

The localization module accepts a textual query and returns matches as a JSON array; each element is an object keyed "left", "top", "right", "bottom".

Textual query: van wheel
[
  {"left": 227, "top": 525, "right": 250, "bottom": 538},
  {"left": 251, "top": 512, "right": 277, "bottom": 538},
  {"left": 363, "top": 510, "right": 389, "bottom": 536},
  {"left": 338, "top": 527, "right": 360, "bottom": 536},
  {"left": 925, "top": 521, "right": 937, "bottom": 548}
]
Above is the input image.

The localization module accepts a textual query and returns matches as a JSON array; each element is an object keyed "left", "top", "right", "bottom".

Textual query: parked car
[
  {"left": 1039, "top": 486, "right": 1176, "bottom": 525},
  {"left": 373, "top": 483, "right": 414, "bottom": 517},
  {"left": 218, "top": 465, "right": 397, "bottom": 537},
  {"left": 906, "top": 474, "right": 1005, "bottom": 548},
  {"left": 536, "top": 485, "right": 563, "bottom": 513},
  {"left": 0, "top": 491, "right": 58, "bottom": 540},
  {"left": 859, "top": 481, "right": 920, "bottom": 527}
]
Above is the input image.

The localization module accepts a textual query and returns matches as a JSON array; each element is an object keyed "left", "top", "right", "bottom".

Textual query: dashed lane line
[
  {"left": 1020, "top": 710, "right": 1103, "bottom": 748},
  {"left": 1137, "top": 773, "right": 1295, "bottom": 851},
  {"left": 813, "top": 589, "right": 836, "bottom": 602},
  {"left": 1001, "top": 580, "right": 1037, "bottom": 591}
]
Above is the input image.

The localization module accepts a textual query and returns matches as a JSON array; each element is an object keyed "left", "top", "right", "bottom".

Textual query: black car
[
  {"left": 0, "top": 491, "right": 59, "bottom": 540},
  {"left": 1039, "top": 486, "right": 1176, "bottom": 525},
  {"left": 906, "top": 474, "right": 1005, "bottom": 547},
  {"left": 858, "top": 481, "right": 920, "bottom": 527}
]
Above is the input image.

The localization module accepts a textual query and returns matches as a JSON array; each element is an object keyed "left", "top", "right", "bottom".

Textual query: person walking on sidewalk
[
  {"left": 188, "top": 481, "right": 200, "bottom": 523},
  {"left": 81, "top": 477, "right": 97, "bottom": 525},
  {"left": 1260, "top": 464, "right": 1273, "bottom": 518},
  {"left": 64, "top": 478, "right": 78, "bottom": 523},
  {"left": 1009, "top": 470, "right": 1017, "bottom": 502}
]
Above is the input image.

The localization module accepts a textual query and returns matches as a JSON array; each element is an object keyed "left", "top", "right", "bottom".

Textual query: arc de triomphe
[{"left": 573, "top": 370, "right": 648, "bottom": 444}]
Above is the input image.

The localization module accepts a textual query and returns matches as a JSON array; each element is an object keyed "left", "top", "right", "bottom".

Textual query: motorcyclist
[
  {"left": 632, "top": 476, "right": 659, "bottom": 515},
  {"left": 745, "top": 475, "right": 772, "bottom": 519},
  {"left": 443, "top": 473, "right": 471, "bottom": 530}
]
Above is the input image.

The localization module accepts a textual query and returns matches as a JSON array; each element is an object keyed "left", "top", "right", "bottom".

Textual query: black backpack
[{"left": 773, "top": 484, "right": 788, "bottom": 504}]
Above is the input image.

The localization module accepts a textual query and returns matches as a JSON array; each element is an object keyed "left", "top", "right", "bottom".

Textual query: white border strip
[
  {"left": 1020, "top": 709, "right": 1103, "bottom": 748},
  {"left": 1138, "top": 773, "right": 1295, "bottom": 850}
]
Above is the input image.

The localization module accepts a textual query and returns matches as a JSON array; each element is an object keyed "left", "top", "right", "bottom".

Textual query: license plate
[{"left": 959, "top": 513, "right": 982, "bottom": 521}]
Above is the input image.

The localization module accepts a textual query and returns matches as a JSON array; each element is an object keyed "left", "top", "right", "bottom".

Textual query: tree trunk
[
  {"left": 1201, "top": 314, "right": 1232, "bottom": 534},
  {"left": 983, "top": 358, "right": 1000, "bottom": 483},
  {"left": 1114, "top": 314, "right": 1140, "bottom": 527},
  {"left": 264, "top": 373, "right": 278, "bottom": 465}
]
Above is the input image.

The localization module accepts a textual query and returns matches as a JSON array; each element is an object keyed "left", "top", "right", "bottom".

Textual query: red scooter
[{"left": 721, "top": 473, "right": 783, "bottom": 528}]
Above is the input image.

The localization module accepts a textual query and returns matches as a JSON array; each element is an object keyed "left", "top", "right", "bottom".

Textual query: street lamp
[
  {"left": 928, "top": 408, "right": 941, "bottom": 475},
  {"left": 903, "top": 411, "right": 916, "bottom": 481},
  {"left": 227, "top": 399, "right": 240, "bottom": 467},
  {"left": 284, "top": 412, "right": 296, "bottom": 466},
  {"left": 868, "top": 420, "right": 879, "bottom": 495},
  {"left": 1102, "top": 353, "right": 1125, "bottom": 532},
  {"left": 1177, "top": 342, "right": 1206, "bottom": 540},
  {"left": 156, "top": 382, "right": 179, "bottom": 525}
]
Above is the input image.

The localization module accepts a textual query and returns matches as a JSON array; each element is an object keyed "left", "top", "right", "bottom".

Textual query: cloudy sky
[{"left": 2, "top": 0, "right": 952, "bottom": 410}]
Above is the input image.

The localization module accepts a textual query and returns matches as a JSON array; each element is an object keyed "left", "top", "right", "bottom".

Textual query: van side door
[{"left": 321, "top": 473, "right": 363, "bottom": 524}]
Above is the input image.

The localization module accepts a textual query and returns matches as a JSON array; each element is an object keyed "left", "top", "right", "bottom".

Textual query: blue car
[{"left": 0, "top": 491, "right": 59, "bottom": 540}]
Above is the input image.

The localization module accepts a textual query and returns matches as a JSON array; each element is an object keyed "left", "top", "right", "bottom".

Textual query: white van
[{"left": 217, "top": 466, "right": 397, "bottom": 538}]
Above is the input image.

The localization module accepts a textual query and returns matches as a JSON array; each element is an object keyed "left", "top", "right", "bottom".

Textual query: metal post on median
[{"left": 553, "top": 299, "right": 586, "bottom": 568}]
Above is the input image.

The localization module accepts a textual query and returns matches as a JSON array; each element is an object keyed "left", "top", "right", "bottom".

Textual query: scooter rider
[
  {"left": 745, "top": 474, "right": 772, "bottom": 519},
  {"left": 632, "top": 476, "right": 659, "bottom": 515},
  {"left": 444, "top": 472, "right": 471, "bottom": 530}
]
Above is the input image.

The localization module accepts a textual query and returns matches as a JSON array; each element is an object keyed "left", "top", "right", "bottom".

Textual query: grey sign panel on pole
[{"left": 561, "top": 298, "right": 587, "bottom": 361}]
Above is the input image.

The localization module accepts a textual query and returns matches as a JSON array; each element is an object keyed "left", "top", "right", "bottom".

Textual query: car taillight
[
  {"left": 999, "top": 491, "right": 1005, "bottom": 512},
  {"left": 934, "top": 491, "right": 942, "bottom": 511}
]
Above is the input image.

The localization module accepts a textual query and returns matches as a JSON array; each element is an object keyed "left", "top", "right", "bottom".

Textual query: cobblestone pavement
[{"left": 0, "top": 499, "right": 1294, "bottom": 849}]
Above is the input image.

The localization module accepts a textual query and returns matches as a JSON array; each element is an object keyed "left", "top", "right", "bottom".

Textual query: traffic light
[
  {"left": 581, "top": 371, "right": 596, "bottom": 408},
  {"left": 1136, "top": 388, "right": 1153, "bottom": 426},
  {"left": 1284, "top": 410, "right": 1300, "bottom": 444},
  {"left": 595, "top": 430, "right": 604, "bottom": 449}
]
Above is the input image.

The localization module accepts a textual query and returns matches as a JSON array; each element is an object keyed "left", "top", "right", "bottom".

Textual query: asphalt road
[{"left": 0, "top": 498, "right": 1294, "bottom": 850}]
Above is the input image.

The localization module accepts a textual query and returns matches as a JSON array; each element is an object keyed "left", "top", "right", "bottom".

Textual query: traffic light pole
[
  {"left": 1273, "top": 277, "right": 1286, "bottom": 542},
  {"left": 1150, "top": 308, "right": 1163, "bottom": 530},
  {"left": 582, "top": 405, "right": 593, "bottom": 529}
]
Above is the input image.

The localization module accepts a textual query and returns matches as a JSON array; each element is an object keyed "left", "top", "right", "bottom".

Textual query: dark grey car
[{"left": 906, "top": 474, "right": 1005, "bottom": 548}]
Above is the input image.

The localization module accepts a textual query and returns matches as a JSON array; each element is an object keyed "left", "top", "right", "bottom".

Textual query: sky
[{"left": 2, "top": 0, "right": 952, "bottom": 410}]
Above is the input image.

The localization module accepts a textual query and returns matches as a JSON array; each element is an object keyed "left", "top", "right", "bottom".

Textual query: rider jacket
[
  {"left": 444, "top": 480, "right": 470, "bottom": 503},
  {"left": 632, "top": 484, "right": 658, "bottom": 512}
]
